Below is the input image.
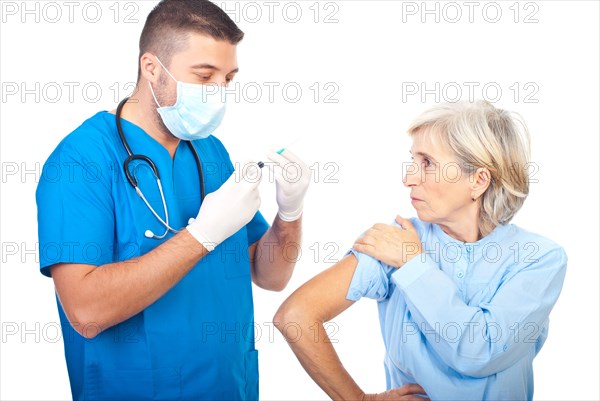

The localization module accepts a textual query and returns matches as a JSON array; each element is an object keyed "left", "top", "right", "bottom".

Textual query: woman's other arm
[{"left": 354, "top": 218, "right": 568, "bottom": 378}]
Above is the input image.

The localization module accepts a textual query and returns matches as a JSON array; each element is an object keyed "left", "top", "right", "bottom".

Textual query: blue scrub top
[
  {"left": 36, "top": 111, "right": 270, "bottom": 400},
  {"left": 347, "top": 218, "right": 567, "bottom": 400}
]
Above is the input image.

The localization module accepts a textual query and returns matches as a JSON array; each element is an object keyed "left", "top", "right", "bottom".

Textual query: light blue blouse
[{"left": 346, "top": 218, "right": 567, "bottom": 400}]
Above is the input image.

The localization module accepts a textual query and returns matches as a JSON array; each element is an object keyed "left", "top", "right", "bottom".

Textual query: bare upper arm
[{"left": 275, "top": 253, "right": 359, "bottom": 323}]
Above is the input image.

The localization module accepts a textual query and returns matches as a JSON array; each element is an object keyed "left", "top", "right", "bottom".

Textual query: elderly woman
[{"left": 274, "top": 100, "right": 567, "bottom": 400}]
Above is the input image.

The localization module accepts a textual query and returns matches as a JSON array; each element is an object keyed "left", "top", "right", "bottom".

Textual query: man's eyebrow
[{"left": 190, "top": 63, "right": 239, "bottom": 74}]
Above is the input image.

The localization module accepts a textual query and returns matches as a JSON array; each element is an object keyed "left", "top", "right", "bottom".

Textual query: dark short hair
[{"left": 137, "top": 0, "right": 244, "bottom": 81}]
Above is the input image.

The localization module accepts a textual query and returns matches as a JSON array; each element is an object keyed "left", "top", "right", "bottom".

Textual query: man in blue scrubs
[{"left": 35, "top": 1, "right": 310, "bottom": 399}]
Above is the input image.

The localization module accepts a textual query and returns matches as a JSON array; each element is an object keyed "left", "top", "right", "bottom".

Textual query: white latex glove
[
  {"left": 266, "top": 149, "right": 311, "bottom": 222},
  {"left": 186, "top": 162, "right": 262, "bottom": 251}
]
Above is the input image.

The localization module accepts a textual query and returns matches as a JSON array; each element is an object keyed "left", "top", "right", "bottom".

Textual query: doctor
[{"left": 35, "top": 0, "right": 310, "bottom": 399}]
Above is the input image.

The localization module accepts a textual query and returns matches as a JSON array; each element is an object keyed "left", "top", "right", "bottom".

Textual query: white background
[{"left": 1, "top": 0, "right": 599, "bottom": 400}]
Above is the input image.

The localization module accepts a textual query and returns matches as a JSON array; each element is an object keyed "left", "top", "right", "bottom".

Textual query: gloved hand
[
  {"left": 186, "top": 162, "right": 262, "bottom": 251},
  {"left": 266, "top": 149, "right": 311, "bottom": 222}
]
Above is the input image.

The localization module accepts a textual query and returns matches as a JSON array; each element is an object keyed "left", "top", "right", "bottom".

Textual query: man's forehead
[{"left": 171, "top": 35, "right": 238, "bottom": 71}]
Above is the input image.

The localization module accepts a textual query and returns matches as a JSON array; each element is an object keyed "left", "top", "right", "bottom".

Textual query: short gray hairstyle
[{"left": 407, "top": 100, "right": 531, "bottom": 235}]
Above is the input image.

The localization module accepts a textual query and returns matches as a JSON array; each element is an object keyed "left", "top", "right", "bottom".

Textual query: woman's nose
[{"left": 403, "top": 162, "right": 420, "bottom": 187}]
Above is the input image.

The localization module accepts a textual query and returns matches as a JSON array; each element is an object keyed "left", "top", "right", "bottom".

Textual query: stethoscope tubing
[{"left": 116, "top": 98, "right": 205, "bottom": 238}]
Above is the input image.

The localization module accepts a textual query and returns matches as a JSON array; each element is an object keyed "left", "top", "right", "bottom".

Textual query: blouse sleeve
[{"left": 391, "top": 245, "right": 567, "bottom": 378}]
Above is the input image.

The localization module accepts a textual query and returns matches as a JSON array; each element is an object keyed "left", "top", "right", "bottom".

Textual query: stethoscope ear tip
[{"left": 144, "top": 230, "right": 154, "bottom": 238}]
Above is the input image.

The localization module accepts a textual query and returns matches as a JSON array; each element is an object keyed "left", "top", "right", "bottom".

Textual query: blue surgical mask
[{"left": 149, "top": 57, "right": 226, "bottom": 141}]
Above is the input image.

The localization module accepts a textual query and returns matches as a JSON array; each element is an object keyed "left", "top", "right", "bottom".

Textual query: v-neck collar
[{"left": 103, "top": 110, "right": 186, "bottom": 161}]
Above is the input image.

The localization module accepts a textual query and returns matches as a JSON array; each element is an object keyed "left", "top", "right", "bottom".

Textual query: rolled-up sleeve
[
  {"left": 345, "top": 249, "right": 390, "bottom": 302},
  {"left": 391, "top": 252, "right": 437, "bottom": 287}
]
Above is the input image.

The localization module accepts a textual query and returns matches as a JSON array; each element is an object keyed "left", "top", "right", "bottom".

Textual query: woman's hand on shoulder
[{"left": 353, "top": 215, "right": 423, "bottom": 269}]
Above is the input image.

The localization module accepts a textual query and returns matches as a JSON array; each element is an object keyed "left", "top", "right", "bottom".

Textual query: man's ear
[
  {"left": 140, "top": 53, "right": 161, "bottom": 84},
  {"left": 471, "top": 167, "right": 491, "bottom": 200}
]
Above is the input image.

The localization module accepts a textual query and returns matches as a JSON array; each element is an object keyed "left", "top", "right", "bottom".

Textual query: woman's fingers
[
  {"left": 352, "top": 242, "right": 375, "bottom": 255},
  {"left": 396, "top": 215, "right": 417, "bottom": 231},
  {"left": 354, "top": 221, "right": 423, "bottom": 268},
  {"left": 373, "top": 384, "right": 429, "bottom": 400},
  {"left": 397, "top": 383, "right": 426, "bottom": 395}
]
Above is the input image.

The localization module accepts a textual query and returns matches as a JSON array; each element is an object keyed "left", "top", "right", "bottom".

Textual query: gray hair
[{"left": 407, "top": 100, "right": 531, "bottom": 235}]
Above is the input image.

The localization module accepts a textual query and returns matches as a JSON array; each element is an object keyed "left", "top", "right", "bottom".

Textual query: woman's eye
[{"left": 423, "top": 158, "right": 432, "bottom": 168}]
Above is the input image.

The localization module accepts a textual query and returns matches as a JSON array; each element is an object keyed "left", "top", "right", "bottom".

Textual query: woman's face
[{"left": 403, "top": 130, "right": 477, "bottom": 226}]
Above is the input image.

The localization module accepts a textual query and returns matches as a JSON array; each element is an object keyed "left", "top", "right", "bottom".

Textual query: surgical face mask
[{"left": 149, "top": 57, "right": 226, "bottom": 141}]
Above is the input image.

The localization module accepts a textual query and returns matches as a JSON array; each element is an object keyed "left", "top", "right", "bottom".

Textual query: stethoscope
[{"left": 116, "top": 97, "right": 205, "bottom": 239}]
